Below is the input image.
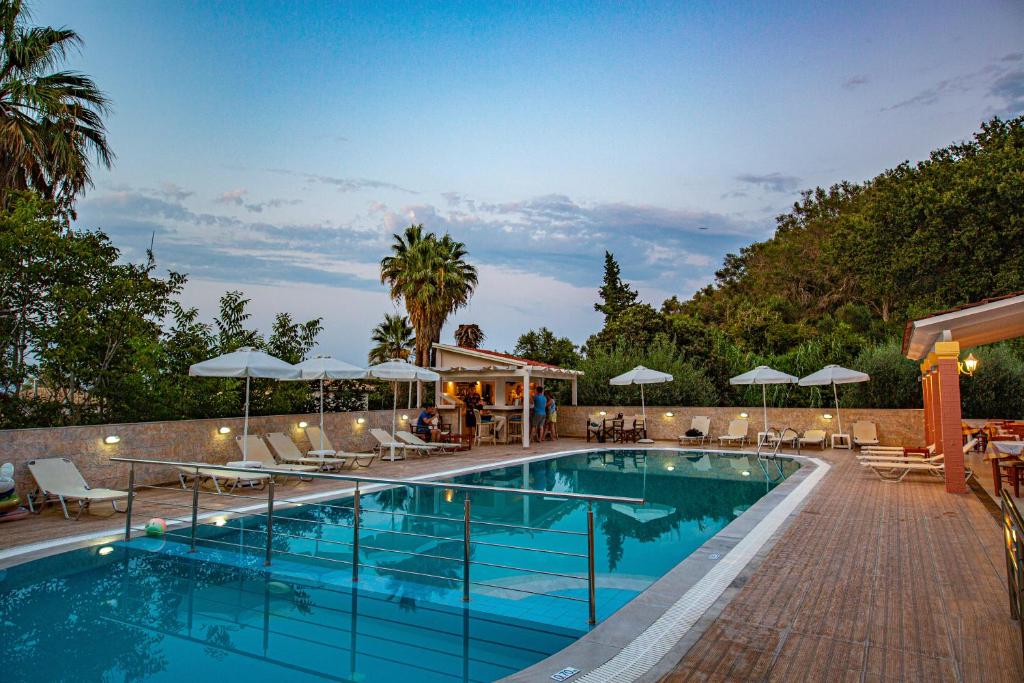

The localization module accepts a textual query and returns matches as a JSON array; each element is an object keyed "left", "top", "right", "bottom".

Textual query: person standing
[
  {"left": 544, "top": 390, "right": 558, "bottom": 441},
  {"left": 532, "top": 389, "right": 547, "bottom": 443}
]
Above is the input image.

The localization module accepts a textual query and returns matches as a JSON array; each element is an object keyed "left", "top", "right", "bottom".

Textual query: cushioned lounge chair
[
  {"left": 861, "top": 440, "right": 976, "bottom": 482},
  {"left": 678, "top": 416, "right": 711, "bottom": 447},
  {"left": 371, "top": 428, "right": 431, "bottom": 461},
  {"left": 396, "top": 430, "right": 456, "bottom": 454},
  {"left": 26, "top": 457, "right": 129, "bottom": 520},
  {"left": 718, "top": 419, "right": 750, "bottom": 447},
  {"left": 266, "top": 431, "right": 358, "bottom": 470},
  {"left": 799, "top": 429, "right": 827, "bottom": 449},
  {"left": 176, "top": 464, "right": 269, "bottom": 494},
  {"left": 236, "top": 435, "right": 317, "bottom": 481},
  {"left": 852, "top": 421, "right": 880, "bottom": 448}
]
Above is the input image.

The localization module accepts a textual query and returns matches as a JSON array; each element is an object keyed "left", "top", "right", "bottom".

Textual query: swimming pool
[{"left": 0, "top": 449, "right": 799, "bottom": 682}]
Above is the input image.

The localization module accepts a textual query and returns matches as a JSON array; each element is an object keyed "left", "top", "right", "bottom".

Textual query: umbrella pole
[
  {"left": 641, "top": 384, "right": 647, "bottom": 424},
  {"left": 762, "top": 384, "right": 768, "bottom": 434},
  {"left": 833, "top": 382, "right": 842, "bottom": 438},
  {"left": 391, "top": 381, "right": 398, "bottom": 460},
  {"left": 243, "top": 375, "right": 251, "bottom": 460},
  {"left": 319, "top": 378, "right": 325, "bottom": 451}
]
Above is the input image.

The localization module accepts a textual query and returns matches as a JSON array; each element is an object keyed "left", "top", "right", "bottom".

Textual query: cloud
[
  {"left": 244, "top": 198, "right": 303, "bottom": 213},
  {"left": 268, "top": 168, "right": 416, "bottom": 194},
  {"left": 735, "top": 172, "right": 801, "bottom": 193},
  {"left": 157, "top": 182, "right": 193, "bottom": 202},
  {"left": 216, "top": 188, "right": 248, "bottom": 205},
  {"left": 843, "top": 75, "right": 869, "bottom": 90},
  {"left": 990, "top": 69, "right": 1024, "bottom": 116}
]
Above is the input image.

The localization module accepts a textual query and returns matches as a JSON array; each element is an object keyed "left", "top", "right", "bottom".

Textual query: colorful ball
[{"left": 144, "top": 518, "right": 167, "bottom": 537}]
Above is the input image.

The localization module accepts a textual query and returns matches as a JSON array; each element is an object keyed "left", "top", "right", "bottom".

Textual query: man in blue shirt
[
  {"left": 532, "top": 390, "right": 547, "bottom": 443},
  {"left": 415, "top": 407, "right": 433, "bottom": 436}
]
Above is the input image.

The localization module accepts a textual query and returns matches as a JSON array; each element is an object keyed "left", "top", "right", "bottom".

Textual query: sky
[{"left": 35, "top": 0, "right": 1024, "bottom": 362}]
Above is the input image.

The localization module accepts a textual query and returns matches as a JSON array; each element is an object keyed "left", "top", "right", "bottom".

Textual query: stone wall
[
  {"left": 0, "top": 409, "right": 401, "bottom": 494},
  {"left": 556, "top": 405, "right": 924, "bottom": 448}
]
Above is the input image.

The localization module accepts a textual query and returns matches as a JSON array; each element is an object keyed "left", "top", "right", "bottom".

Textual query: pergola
[{"left": 902, "top": 291, "right": 1024, "bottom": 493}]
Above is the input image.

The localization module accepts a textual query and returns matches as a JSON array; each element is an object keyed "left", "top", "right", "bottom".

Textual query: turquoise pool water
[{"left": 0, "top": 449, "right": 798, "bottom": 682}]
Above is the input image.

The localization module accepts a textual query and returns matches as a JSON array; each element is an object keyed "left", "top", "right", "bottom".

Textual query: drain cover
[
  {"left": 551, "top": 667, "right": 580, "bottom": 681},
  {"left": 709, "top": 553, "right": 722, "bottom": 560}
]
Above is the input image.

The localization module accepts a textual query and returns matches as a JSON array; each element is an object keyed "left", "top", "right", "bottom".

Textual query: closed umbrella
[
  {"left": 293, "top": 356, "right": 367, "bottom": 452},
  {"left": 610, "top": 366, "right": 673, "bottom": 443},
  {"left": 798, "top": 364, "right": 870, "bottom": 439},
  {"left": 366, "top": 359, "right": 440, "bottom": 459},
  {"left": 729, "top": 366, "right": 798, "bottom": 435},
  {"left": 189, "top": 347, "right": 300, "bottom": 460}
]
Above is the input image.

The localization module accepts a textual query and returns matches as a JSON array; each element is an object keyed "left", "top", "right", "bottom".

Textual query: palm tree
[
  {"left": 380, "top": 225, "right": 478, "bottom": 366},
  {"left": 0, "top": 0, "right": 113, "bottom": 212},
  {"left": 454, "top": 323, "right": 485, "bottom": 349},
  {"left": 368, "top": 312, "right": 414, "bottom": 364}
]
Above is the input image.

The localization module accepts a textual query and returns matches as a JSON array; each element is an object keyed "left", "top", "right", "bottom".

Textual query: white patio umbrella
[
  {"left": 366, "top": 359, "right": 440, "bottom": 459},
  {"left": 610, "top": 366, "right": 673, "bottom": 443},
  {"left": 189, "top": 347, "right": 300, "bottom": 460},
  {"left": 798, "top": 364, "right": 870, "bottom": 438},
  {"left": 729, "top": 365, "right": 799, "bottom": 435},
  {"left": 293, "top": 356, "right": 367, "bottom": 452}
]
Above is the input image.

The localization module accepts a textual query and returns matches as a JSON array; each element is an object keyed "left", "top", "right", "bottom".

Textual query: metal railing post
[
  {"left": 264, "top": 480, "right": 275, "bottom": 566},
  {"left": 189, "top": 467, "right": 201, "bottom": 553},
  {"left": 352, "top": 483, "right": 360, "bottom": 583},
  {"left": 124, "top": 463, "right": 135, "bottom": 542},
  {"left": 463, "top": 494, "right": 471, "bottom": 602},
  {"left": 587, "top": 501, "right": 596, "bottom": 625}
]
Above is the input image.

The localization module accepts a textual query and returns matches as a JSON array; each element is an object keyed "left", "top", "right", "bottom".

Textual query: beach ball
[{"left": 144, "top": 518, "right": 167, "bottom": 537}]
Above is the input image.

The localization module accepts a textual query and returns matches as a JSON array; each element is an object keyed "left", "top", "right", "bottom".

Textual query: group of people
[{"left": 531, "top": 389, "right": 558, "bottom": 442}]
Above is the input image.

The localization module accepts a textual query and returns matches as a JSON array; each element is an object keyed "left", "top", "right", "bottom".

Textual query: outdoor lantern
[
  {"left": 104, "top": 435, "right": 121, "bottom": 445},
  {"left": 356, "top": 417, "right": 366, "bottom": 424},
  {"left": 599, "top": 410, "right": 607, "bottom": 416},
  {"left": 959, "top": 353, "right": 979, "bottom": 376},
  {"left": 298, "top": 421, "right": 308, "bottom": 428},
  {"left": 822, "top": 413, "right": 833, "bottom": 420},
  {"left": 97, "top": 546, "right": 114, "bottom": 556},
  {"left": 664, "top": 411, "right": 675, "bottom": 417},
  {"left": 218, "top": 426, "right": 231, "bottom": 434},
  {"left": 401, "top": 414, "right": 409, "bottom": 421},
  {"left": 739, "top": 412, "right": 749, "bottom": 419},
  {"left": 666, "top": 464, "right": 675, "bottom": 471}
]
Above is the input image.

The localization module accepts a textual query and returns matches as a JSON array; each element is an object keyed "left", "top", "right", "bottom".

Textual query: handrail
[
  {"left": 756, "top": 426, "right": 800, "bottom": 460},
  {"left": 110, "top": 456, "right": 643, "bottom": 504},
  {"left": 1001, "top": 487, "right": 1024, "bottom": 667},
  {"left": 113, "top": 455, "right": 640, "bottom": 626}
]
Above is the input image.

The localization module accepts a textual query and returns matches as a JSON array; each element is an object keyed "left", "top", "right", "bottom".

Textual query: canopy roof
[
  {"left": 902, "top": 291, "right": 1024, "bottom": 361},
  {"left": 432, "top": 343, "right": 583, "bottom": 379},
  {"left": 188, "top": 347, "right": 299, "bottom": 379},
  {"left": 729, "top": 365, "right": 798, "bottom": 385}
]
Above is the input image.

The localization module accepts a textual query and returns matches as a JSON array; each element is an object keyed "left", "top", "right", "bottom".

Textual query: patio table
[{"left": 985, "top": 440, "right": 1024, "bottom": 496}]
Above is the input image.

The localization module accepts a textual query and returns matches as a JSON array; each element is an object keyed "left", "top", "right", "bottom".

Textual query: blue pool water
[{"left": 0, "top": 449, "right": 798, "bottom": 682}]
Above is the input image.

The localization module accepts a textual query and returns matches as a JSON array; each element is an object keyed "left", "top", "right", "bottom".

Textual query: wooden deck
[
  {"left": 661, "top": 447, "right": 1023, "bottom": 682},
  {"left": 2, "top": 439, "right": 1020, "bottom": 682}
]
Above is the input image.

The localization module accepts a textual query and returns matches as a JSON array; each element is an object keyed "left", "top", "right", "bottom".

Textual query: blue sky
[{"left": 36, "top": 0, "right": 1024, "bottom": 361}]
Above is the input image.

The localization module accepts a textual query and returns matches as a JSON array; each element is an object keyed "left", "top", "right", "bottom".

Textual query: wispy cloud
[
  {"left": 990, "top": 69, "right": 1024, "bottom": 116},
  {"left": 216, "top": 188, "right": 248, "bottom": 205},
  {"left": 883, "top": 53, "right": 1024, "bottom": 112},
  {"left": 843, "top": 74, "right": 869, "bottom": 90},
  {"left": 735, "top": 172, "right": 801, "bottom": 193},
  {"left": 268, "top": 168, "right": 417, "bottom": 194},
  {"left": 244, "top": 198, "right": 304, "bottom": 213}
]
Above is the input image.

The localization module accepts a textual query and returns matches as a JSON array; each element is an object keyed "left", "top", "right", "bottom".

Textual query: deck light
[
  {"left": 214, "top": 517, "right": 227, "bottom": 527},
  {"left": 741, "top": 470, "right": 750, "bottom": 477},
  {"left": 739, "top": 412, "right": 749, "bottom": 419},
  {"left": 298, "top": 421, "right": 308, "bottom": 429},
  {"left": 218, "top": 426, "right": 231, "bottom": 434},
  {"left": 666, "top": 465, "right": 675, "bottom": 471},
  {"left": 822, "top": 413, "right": 833, "bottom": 421},
  {"left": 98, "top": 546, "right": 114, "bottom": 556},
  {"left": 664, "top": 411, "right": 674, "bottom": 417},
  {"left": 356, "top": 417, "right": 366, "bottom": 424},
  {"left": 104, "top": 435, "right": 121, "bottom": 445},
  {"left": 959, "top": 353, "right": 979, "bottom": 376}
]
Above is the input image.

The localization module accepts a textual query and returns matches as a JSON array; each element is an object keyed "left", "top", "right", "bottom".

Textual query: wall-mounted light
[
  {"left": 739, "top": 412, "right": 749, "bottom": 419},
  {"left": 822, "top": 413, "right": 833, "bottom": 421},
  {"left": 401, "top": 414, "right": 409, "bottom": 421},
  {"left": 356, "top": 417, "right": 366, "bottom": 424},
  {"left": 741, "top": 470, "right": 751, "bottom": 477},
  {"left": 599, "top": 410, "right": 607, "bottom": 416},
  {"left": 97, "top": 546, "right": 114, "bottom": 556},
  {"left": 218, "top": 426, "right": 231, "bottom": 434},
  {"left": 298, "top": 421, "right": 308, "bottom": 429},
  {"left": 959, "top": 352, "right": 979, "bottom": 376},
  {"left": 664, "top": 411, "right": 675, "bottom": 417},
  {"left": 104, "top": 435, "right": 121, "bottom": 445}
]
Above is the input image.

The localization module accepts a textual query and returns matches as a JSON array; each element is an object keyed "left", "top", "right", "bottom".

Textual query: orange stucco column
[
  {"left": 920, "top": 367, "right": 932, "bottom": 446},
  {"left": 933, "top": 342, "right": 966, "bottom": 493}
]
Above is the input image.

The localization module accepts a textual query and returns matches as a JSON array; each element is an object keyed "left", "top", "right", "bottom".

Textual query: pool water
[{"left": 0, "top": 449, "right": 798, "bottom": 682}]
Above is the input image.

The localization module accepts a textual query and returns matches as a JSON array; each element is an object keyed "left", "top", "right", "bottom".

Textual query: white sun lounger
[
  {"left": 799, "top": 429, "right": 827, "bottom": 449},
  {"left": 176, "top": 463, "right": 270, "bottom": 494},
  {"left": 396, "top": 430, "right": 456, "bottom": 454},
  {"left": 718, "top": 419, "right": 749, "bottom": 447},
  {"left": 858, "top": 444, "right": 937, "bottom": 461},
  {"left": 861, "top": 440, "right": 976, "bottom": 482},
  {"left": 26, "top": 457, "right": 129, "bottom": 520},
  {"left": 852, "top": 421, "right": 880, "bottom": 448},
  {"left": 265, "top": 431, "right": 351, "bottom": 470},
  {"left": 679, "top": 416, "right": 711, "bottom": 447},
  {"left": 236, "top": 435, "right": 317, "bottom": 480},
  {"left": 302, "top": 427, "right": 375, "bottom": 468},
  {"left": 371, "top": 428, "right": 432, "bottom": 461}
]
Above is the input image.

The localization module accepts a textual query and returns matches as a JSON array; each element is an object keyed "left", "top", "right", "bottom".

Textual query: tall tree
[
  {"left": 594, "top": 251, "right": 638, "bottom": 322},
  {"left": 513, "top": 327, "right": 580, "bottom": 367},
  {"left": 454, "top": 323, "right": 485, "bottom": 349},
  {"left": 0, "top": 0, "right": 113, "bottom": 213},
  {"left": 368, "top": 312, "right": 415, "bottom": 364},
  {"left": 380, "top": 224, "right": 478, "bottom": 366}
]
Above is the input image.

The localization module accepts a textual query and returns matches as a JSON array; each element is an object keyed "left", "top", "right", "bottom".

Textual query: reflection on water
[{"left": 0, "top": 450, "right": 796, "bottom": 682}]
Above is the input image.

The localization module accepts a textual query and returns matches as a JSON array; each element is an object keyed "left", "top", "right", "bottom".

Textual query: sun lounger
[
  {"left": 176, "top": 464, "right": 270, "bottom": 494},
  {"left": 852, "top": 421, "right": 880, "bottom": 448},
  {"left": 678, "top": 416, "right": 711, "bottom": 447},
  {"left": 303, "top": 427, "right": 375, "bottom": 468},
  {"left": 858, "top": 444, "right": 936, "bottom": 461},
  {"left": 236, "top": 435, "right": 317, "bottom": 480},
  {"left": 26, "top": 457, "right": 129, "bottom": 520},
  {"left": 764, "top": 427, "right": 799, "bottom": 449},
  {"left": 861, "top": 440, "right": 976, "bottom": 482},
  {"left": 799, "top": 429, "right": 827, "bottom": 449},
  {"left": 371, "top": 428, "right": 432, "bottom": 461},
  {"left": 265, "top": 431, "right": 359, "bottom": 470},
  {"left": 396, "top": 430, "right": 456, "bottom": 454},
  {"left": 718, "top": 419, "right": 750, "bottom": 447}
]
